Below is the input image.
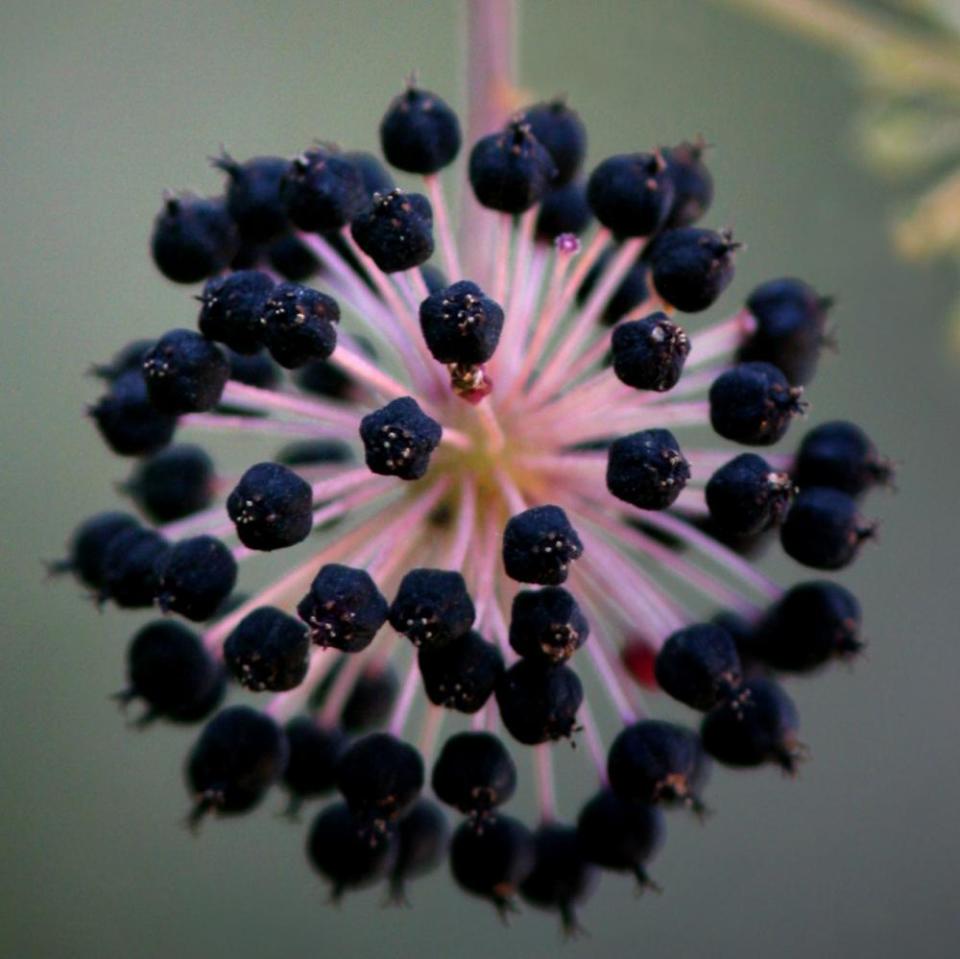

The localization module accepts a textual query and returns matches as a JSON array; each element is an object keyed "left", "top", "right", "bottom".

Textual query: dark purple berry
[
  {"left": 186, "top": 705, "right": 289, "bottom": 823},
  {"left": 577, "top": 248, "right": 650, "bottom": 325},
  {"left": 520, "top": 99, "right": 587, "bottom": 185},
  {"left": 662, "top": 140, "right": 714, "bottom": 229},
  {"left": 275, "top": 439, "right": 353, "bottom": 467},
  {"left": 90, "top": 370, "right": 177, "bottom": 457},
  {"left": 654, "top": 623, "right": 742, "bottom": 711},
  {"left": 509, "top": 587, "right": 589, "bottom": 664},
  {"left": 739, "top": 277, "right": 832, "bottom": 385},
  {"left": 419, "top": 280, "right": 504, "bottom": 365},
  {"left": 520, "top": 823, "right": 597, "bottom": 933},
  {"left": 155, "top": 535, "right": 237, "bottom": 621},
  {"left": 431, "top": 731, "right": 517, "bottom": 817},
  {"left": 389, "top": 568, "right": 475, "bottom": 648},
  {"left": 611, "top": 312, "right": 690, "bottom": 391},
  {"left": 450, "top": 815, "right": 535, "bottom": 913},
  {"left": 351, "top": 189, "right": 434, "bottom": 273},
  {"left": 223, "top": 606, "right": 310, "bottom": 692},
  {"left": 150, "top": 195, "right": 238, "bottom": 284},
  {"left": 606, "top": 428, "right": 690, "bottom": 510},
  {"left": 359, "top": 397, "right": 442, "bottom": 481},
  {"left": 336, "top": 732, "right": 424, "bottom": 833},
  {"left": 418, "top": 630, "right": 503, "bottom": 713},
  {"left": 124, "top": 444, "right": 215, "bottom": 523},
  {"left": 389, "top": 798, "right": 450, "bottom": 901},
  {"left": 794, "top": 420, "right": 891, "bottom": 496},
  {"left": 341, "top": 665, "right": 399, "bottom": 732},
  {"left": 91, "top": 339, "right": 156, "bottom": 382},
  {"left": 123, "top": 620, "right": 224, "bottom": 723},
  {"left": 607, "top": 720, "right": 707, "bottom": 809},
  {"left": 576, "top": 789, "right": 665, "bottom": 889},
  {"left": 225, "top": 348, "right": 280, "bottom": 389},
  {"left": 307, "top": 801, "right": 397, "bottom": 899},
  {"left": 267, "top": 233, "right": 320, "bottom": 281},
  {"left": 260, "top": 282, "right": 339, "bottom": 369},
  {"left": 536, "top": 180, "right": 593, "bottom": 242},
  {"left": 701, "top": 677, "right": 802, "bottom": 772},
  {"left": 344, "top": 150, "right": 395, "bottom": 198},
  {"left": 142, "top": 329, "right": 229, "bottom": 415},
  {"left": 780, "top": 486, "right": 874, "bottom": 570},
  {"left": 755, "top": 581, "right": 862, "bottom": 672},
  {"left": 282, "top": 717, "right": 347, "bottom": 804},
  {"left": 226, "top": 461, "right": 313, "bottom": 551},
  {"left": 213, "top": 153, "right": 290, "bottom": 244},
  {"left": 296, "top": 563, "right": 388, "bottom": 652},
  {"left": 99, "top": 526, "right": 170, "bottom": 608},
  {"left": 709, "top": 361, "right": 805, "bottom": 446},
  {"left": 705, "top": 453, "right": 794, "bottom": 538},
  {"left": 197, "top": 270, "right": 275, "bottom": 354},
  {"left": 495, "top": 659, "right": 583, "bottom": 745},
  {"left": 586, "top": 153, "right": 674, "bottom": 237},
  {"left": 280, "top": 147, "right": 366, "bottom": 233},
  {"left": 57, "top": 511, "right": 140, "bottom": 588},
  {"left": 648, "top": 227, "right": 739, "bottom": 313},
  {"left": 502, "top": 505, "right": 583, "bottom": 586},
  {"left": 469, "top": 120, "right": 557, "bottom": 214},
  {"left": 380, "top": 85, "right": 461, "bottom": 174}
]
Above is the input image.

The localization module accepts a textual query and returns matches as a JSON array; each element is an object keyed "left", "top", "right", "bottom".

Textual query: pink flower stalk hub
[{"left": 59, "top": 68, "right": 892, "bottom": 928}]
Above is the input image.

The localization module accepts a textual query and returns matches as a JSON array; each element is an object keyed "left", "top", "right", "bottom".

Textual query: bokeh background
[{"left": 2, "top": 1, "right": 958, "bottom": 957}]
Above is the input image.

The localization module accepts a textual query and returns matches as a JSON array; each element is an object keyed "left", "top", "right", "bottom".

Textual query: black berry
[
  {"left": 351, "top": 189, "right": 434, "bottom": 273},
  {"left": 469, "top": 121, "right": 557, "bottom": 214},
  {"left": 155, "top": 535, "right": 237, "bottom": 621},
  {"left": 388, "top": 568, "right": 475, "bottom": 648},
  {"left": 124, "top": 445, "right": 215, "bottom": 523},
  {"left": 662, "top": 140, "right": 714, "bottom": 229},
  {"left": 606, "top": 428, "right": 690, "bottom": 510},
  {"left": 224, "top": 606, "right": 310, "bottom": 692},
  {"left": 502, "top": 505, "right": 583, "bottom": 586},
  {"left": 586, "top": 153, "right": 674, "bottom": 237},
  {"left": 296, "top": 563, "right": 388, "bottom": 652},
  {"left": 794, "top": 420, "right": 891, "bottom": 496},
  {"left": 536, "top": 180, "right": 593, "bottom": 242},
  {"left": 654, "top": 623, "right": 742, "bottom": 711},
  {"left": 431, "top": 731, "right": 517, "bottom": 817},
  {"left": 267, "top": 233, "right": 321, "bottom": 282},
  {"left": 197, "top": 270, "right": 275, "bottom": 355},
  {"left": 509, "top": 587, "right": 589, "bottom": 664},
  {"left": 519, "top": 99, "right": 587, "bottom": 185},
  {"left": 389, "top": 798, "right": 450, "bottom": 901},
  {"left": 57, "top": 511, "right": 140, "bottom": 589},
  {"left": 780, "top": 486, "right": 874, "bottom": 570},
  {"left": 225, "top": 348, "right": 280, "bottom": 389},
  {"left": 648, "top": 227, "right": 739, "bottom": 313},
  {"left": 520, "top": 823, "right": 597, "bottom": 933},
  {"left": 142, "top": 329, "right": 230, "bottom": 415},
  {"left": 90, "top": 370, "right": 177, "bottom": 457},
  {"left": 450, "top": 815, "right": 535, "bottom": 913},
  {"left": 91, "top": 339, "right": 156, "bottom": 382},
  {"left": 260, "top": 282, "right": 340, "bottom": 369},
  {"left": 226, "top": 461, "right": 313, "bottom": 551},
  {"left": 495, "top": 659, "right": 583, "bottom": 745},
  {"left": 99, "top": 526, "right": 170, "bottom": 608},
  {"left": 344, "top": 150, "right": 395, "bottom": 198},
  {"left": 359, "top": 397, "right": 442, "bottom": 481},
  {"left": 150, "top": 195, "right": 238, "bottom": 284},
  {"left": 611, "top": 313, "right": 690, "bottom": 391},
  {"left": 418, "top": 629, "right": 504, "bottom": 712},
  {"left": 213, "top": 153, "right": 290, "bottom": 244},
  {"left": 341, "top": 666, "right": 399, "bottom": 732},
  {"left": 419, "top": 280, "right": 505, "bottom": 365},
  {"left": 380, "top": 85, "right": 461, "bottom": 174},
  {"left": 281, "top": 147, "right": 366, "bottom": 233},
  {"left": 709, "top": 361, "right": 805, "bottom": 446},
  {"left": 705, "top": 453, "right": 794, "bottom": 537},
  {"left": 282, "top": 717, "right": 347, "bottom": 805}
]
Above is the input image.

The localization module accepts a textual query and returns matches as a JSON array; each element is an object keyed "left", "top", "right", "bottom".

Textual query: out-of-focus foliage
[{"left": 723, "top": 0, "right": 960, "bottom": 350}]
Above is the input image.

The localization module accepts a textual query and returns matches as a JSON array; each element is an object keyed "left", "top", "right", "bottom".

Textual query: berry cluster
[{"left": 59, "top": 76, "right": 891, "bottom": 928}]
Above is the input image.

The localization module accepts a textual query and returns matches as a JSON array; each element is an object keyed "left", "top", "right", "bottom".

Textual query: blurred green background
[{"left": 2, "top": 1, "right": 958, "bottom": 956}]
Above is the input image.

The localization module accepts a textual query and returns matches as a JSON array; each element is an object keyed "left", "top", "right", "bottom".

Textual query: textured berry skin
[
  {"left": 267, "top": 233, "right": 320, "bottom": 282},
  {"left": 150, "top": 195, "right": 238, "bottom": 284},
  {"left": 280, "top": 147, "right": 367, "bottom": 233},
  {"left": 709, "top": 361, "right": 805, "bottom": 446},
  {"left": 260, "top": 282, "right": 340, "bottom": 369},
  {"left": 124, "top": 445, "right": 215, "bottom": 523},
  {"left": 99, "top": 526, "right": 170, "bottom": 608},
  {"left": 198, "top": 270, "right": 275, "bottom": 355},
  {"left": 654, "top": 623, "right": 743, "bottom": 711},
  {"left": 469, "top": 121, "right": 557, "bottom": 214},
  {"left": 586, "top": 153, "right": 674, "bottom": 237},
  {"left": 419, "top": 280, "right": 505, "bottom": 365},
  {"left": 124, "top": 620, "right": 224, "bottom": 723},
  {"left": 226, "top": 462, "right": 313, "bottom": 551},
  {"left": 739, "top": 277, "right": 831, "bottom": 385},
  {"left": 224, "top": 606, "right": 310, "bottom": 692},
  {"left": 275, "top": 438, "right": 353, "bottom": 467},
  {"left": 359, "top": 397, "right": 442, "bottom": 481},
  {"left": 186, "top": 705, "right": 289, "bottom": 821},
  {"left": 60, "top": 512, "right": 140, "bottom": 588},
  {"left": 351, "top": 189, "right": 434, "bottom": 273},
  {"left": 755, "top": 580, "right": 862, "bottom": 672},
  {"left": 142, "top": 329, "right": 230, "bottom": 415},
  {"left": 336, "top": 732, "right": 424, "bottom": 832},
  {"left": 90, "top": 370, "right": 177, "bottom": 456},
  {"left": 214, "top": 154, "right": 290, "bottom": 244},
  {"left": 780, "top": 486, "right": 873, "bottom": 570},
  {"left": 502, "top": 505, "right": 583, "bottom": 586},
  {"left": 576, "top": 789, "right": 665, "bottom": 888},
  {"left": 155, "top": 535, "right": 237, "bottom": 621},
  {"left": 307, "top": 801, "right": 398, "bottom": 899},
  {"left": 296, "top": 563, "right": 388, "bottom": 652},
  {"left": 701, "top": 677, "right": 801, "bottom": 771},
  {"left": 379, "top": 86, "right": 461, "bottom": 174},
  {"left": 705, "top": 453, "right": 794, "bottom": 537},
  {"left": 509, "top": 587, "right": 589, "bottom": 664},
  {"left": 450, "top": 815, "right": 535, "bottom": 912},
  {"left": 282, "top": 717, "right": 346, "bottom": 801},
  {"left": 225, "top": 348, "right": 280, "bottom": 389},
  {"left": 495, "top": 659, "right": 583, "bottom": 745},
  {"left": 341, "top": 666, "right": 398, "bottom": 732},
  {"left": 611, "top": 313, "right": 690, "bottom": 391},
  {"left": 606, "top": 428, "right": 690, "bottom": 510},
  {"left": 662, "top": 140, "right": 714, "bottom": 229},
  {"left": 520, "top": 823, "right": 597, "bottom": 932},
  {"left": 431, "top": 731, "right": 517, "bottom": 816},
  {"left": 390, "top": 798, "right": 450, "bottom": 900},
  {"left": 578, "top": 250, "right": 650, "bottom": 326},
  {"left": 607, "top": 720, "right": 707, "bottom": 808},
  {"left": 520, "top": 99, "right": 587, "bottom": 185},
  {"left": 92, "top": 339, "right": 156, "bottom": 382},
  {"left": 418, "top": 629, "right": 504, "bottom": 713},
  {"left": 648, "top": 227, "right": 739, "bottom": 313},
  {"left": 389, "top": 568, "right": 476, "bottom": 648},
  {"left": 536, "top": 181, "right": 593, "bottom": 242},
  {"left": 344, "top": 150, "right": 395, "bottom": 198},
  {"left": 794, "top": 420, "right": 890, "bottom": 496}
]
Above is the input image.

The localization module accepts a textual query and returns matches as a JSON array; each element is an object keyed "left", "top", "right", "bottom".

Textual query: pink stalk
[
  {"left": 534, "top": 744, "right": 558, "bottom": 822},
  {"left": 686, "top": 309, "right": 757, "bottom": 369},
  {"left": 494, "top": 467, "right": 526, "bottom": 515},
  {"left": 409, "top": 265, "right": 431, "bottom": 303},
  {"left": 424, "top": 174, "right": 463, "bottom": 280},
  {"left": 330, "top": 343, "right": 414, "bottom": 402},
  {"left": 581, "top": 604, "right": 638, "bottom": 724},
  {"left": 388, "top": 653, "right": 421, "bottom": 737},
  {"left": 577, "top": 698, "right": 609, "bottom": 784},
  {"left": 265, "top": 647, "right": 337, "bottom": 721},
  {"left": 219, "top": 381, "right": 363, "bottom": 427},
  {"left": 495, "top": 210, "right": 542, "bottom": 387},
  {"left": 180, "top": 413, "right": 352, "bottom": 439},
  {"left": 318, "top": 637, "right": 393, "bottom": 728},
  {"left": 491, "top": 213, "right": 513, "bottom": 304},
  {"left": 445, "top": 477, "right": 478, "bottom": 570},
  {"left": 418, "top": 704, "right": 445, "bottom": 760},
  {"left": 472, "top": 508, "right": 501, "bottom": 628}
]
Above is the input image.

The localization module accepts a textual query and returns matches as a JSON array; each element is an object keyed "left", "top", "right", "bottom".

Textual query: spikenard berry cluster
[{"left": 58, "top": 80, "right": 892, "bottom": 928}]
